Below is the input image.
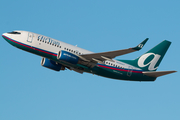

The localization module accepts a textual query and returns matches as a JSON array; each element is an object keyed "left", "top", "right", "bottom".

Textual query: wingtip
[
  {"left": 145, "top": 38, "right": 149, "bottom": 40},
  {"left": 143, "top": 38, "right": 149, "bottom": 44},
  {"left": 132, "top": 38, "right": 149, "bottom": 51}
]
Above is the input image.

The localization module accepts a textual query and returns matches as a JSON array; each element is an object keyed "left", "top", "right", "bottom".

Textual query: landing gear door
[{"left": 27, "top": 32, "right": 34, "bottom": 43}]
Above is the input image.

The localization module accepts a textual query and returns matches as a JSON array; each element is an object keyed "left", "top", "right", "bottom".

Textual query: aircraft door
[
  {"left": 27, "top": 32, "right": 34, "bottom": 43},
  {"left": 127, "top": 66, "right": 133, "bottom": 77}
]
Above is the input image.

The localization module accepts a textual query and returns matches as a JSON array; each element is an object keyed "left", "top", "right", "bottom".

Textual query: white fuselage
[{"left": 3, "top": 30, "right": 139, "bottom": 70}]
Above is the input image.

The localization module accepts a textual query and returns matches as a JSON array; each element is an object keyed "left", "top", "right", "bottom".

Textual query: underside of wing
[{"left": 80, "top": 38, "right": 149, "bottom": 62}]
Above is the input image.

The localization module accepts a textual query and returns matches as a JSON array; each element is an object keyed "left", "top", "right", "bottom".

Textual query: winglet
[{"left": 132, "top": 38, "right": 149, "bottom": 50}]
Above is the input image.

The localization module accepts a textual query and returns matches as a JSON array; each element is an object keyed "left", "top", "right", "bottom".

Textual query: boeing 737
[{"left": 2, "top": 31, "right": 177, "bottom": 81}]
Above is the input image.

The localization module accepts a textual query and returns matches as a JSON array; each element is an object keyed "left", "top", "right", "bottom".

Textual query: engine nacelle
[
  {"left": 41, "top": 58, "right": 65, "bottom": 71},
  {"left": 57, "top": 50, "right": 79, "bottom": 64}
]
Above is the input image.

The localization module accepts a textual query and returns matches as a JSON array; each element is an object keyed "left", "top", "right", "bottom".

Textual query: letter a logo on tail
[
  {"left": 136, "top": 40, "right": 171, "bottom": 71},
  {"left": 138, "top": 53, "right": 161, "bottom": 70},
  {"left": 117, "top": 40, "right": 171, "bottom": 71}
]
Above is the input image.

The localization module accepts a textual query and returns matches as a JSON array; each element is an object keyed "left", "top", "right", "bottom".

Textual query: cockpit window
[{"left": 7, "top": 31, "right": 21, "bottom": 34}]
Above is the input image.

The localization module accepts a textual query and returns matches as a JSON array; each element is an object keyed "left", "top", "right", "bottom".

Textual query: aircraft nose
[
  {"left": 2, "top": 31, "right": 21, "bottom": 40},
  {"left": 2, "top": 32, "right": 8, "bottom": 39}
]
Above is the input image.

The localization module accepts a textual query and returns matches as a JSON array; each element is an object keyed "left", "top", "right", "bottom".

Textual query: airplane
[{"left": 2, "top": 30, "right": 177, "bottom": 81}]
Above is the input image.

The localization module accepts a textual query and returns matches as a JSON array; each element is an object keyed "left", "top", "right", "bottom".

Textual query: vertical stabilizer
[{"left": 119, "top": 40, "right": 171, "bottom": 71}]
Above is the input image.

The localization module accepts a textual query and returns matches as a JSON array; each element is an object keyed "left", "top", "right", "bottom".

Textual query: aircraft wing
[{"left": 80, "top": 38, "right": 149, "bottom": 62}]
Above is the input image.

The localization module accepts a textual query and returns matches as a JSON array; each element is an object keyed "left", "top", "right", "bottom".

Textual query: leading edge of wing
[{"left": 80, "top": 38, "right": 149, "bottom": 62}]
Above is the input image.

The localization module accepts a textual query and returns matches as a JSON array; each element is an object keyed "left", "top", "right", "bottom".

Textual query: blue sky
[{"left": 0, "top": 0, "right": 180, "bottom": 120}]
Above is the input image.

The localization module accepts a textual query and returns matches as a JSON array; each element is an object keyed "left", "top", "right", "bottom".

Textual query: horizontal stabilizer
[{"left": 143, "top": 71, "right": 177, "bottom": 78}]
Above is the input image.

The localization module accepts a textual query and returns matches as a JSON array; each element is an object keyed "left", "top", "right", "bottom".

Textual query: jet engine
[
  {"left": 41, "top": 57, "right": 65, "bottom": 71},
  {"left": 57, "top": 50, "right": 79, "bottom": 64}
]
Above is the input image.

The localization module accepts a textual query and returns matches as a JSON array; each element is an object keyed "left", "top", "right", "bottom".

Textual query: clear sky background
[{"left": 0, "top": 0, "right": 180, "bottom": 120}]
